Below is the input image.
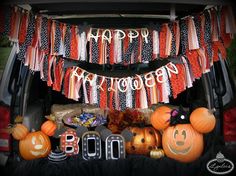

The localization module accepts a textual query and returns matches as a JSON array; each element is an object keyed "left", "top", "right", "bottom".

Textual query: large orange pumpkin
[
  {"left": 12, "top": 124, "right": 29, "bottom": 140},
  {"left": 151, "top": 106, "right": 172, "bottom": 130},
  {"left": 162, "top": 124, "right": 203, "bottom": 163},
  {"left": 190, "top": 107, "right": 216, "bottom": 133},
  {"left": 126, "top": 127, "right": 161, "bottom": 155},
  {"left": 19, "top": 131, "right": 51, "bottom": 160},
  {"left": 41, "top": 120, "right": 57, "bottom": 136}
]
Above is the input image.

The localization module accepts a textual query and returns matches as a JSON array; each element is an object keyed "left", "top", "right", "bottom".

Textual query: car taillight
[
  {"left": 0, "top": 105, "right": 11, "bottom": 152},
  {"left": 224, "top": 106, "right": 236, "bottom": 142}
]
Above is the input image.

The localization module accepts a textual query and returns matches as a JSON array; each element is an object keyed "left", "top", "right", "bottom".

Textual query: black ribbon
[
  {"left": 170, "top": 106, "right": 190, "bottom": 126},
  {"left": 147, "top": 23, "right": 161, "bottom": 31}
]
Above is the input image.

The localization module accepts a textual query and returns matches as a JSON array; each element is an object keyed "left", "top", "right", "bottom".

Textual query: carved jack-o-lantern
[
  {"left": 162, "top": 124, "right": 203, "bottom": 163},
  {"left": 126, "top": 127, "right": 161, "bottom": 155},
  {"left": 60, "top": 129, "right": 80, "bottom": 156},
  {"left": 19, "top": 131, "right": 51, "bottom": 160}
]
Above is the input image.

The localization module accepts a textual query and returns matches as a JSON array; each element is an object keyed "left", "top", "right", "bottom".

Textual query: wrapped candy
[{"left": 63, "top": 113, "right": 107, "bottom": 128}]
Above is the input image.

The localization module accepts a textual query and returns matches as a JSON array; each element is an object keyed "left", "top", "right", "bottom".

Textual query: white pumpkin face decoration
[
  {"left": 19, "top": 131, "right": 51, "bottom": 160},
  {"left": 30, "top": 135, "right": 49, "bottom": 156}
]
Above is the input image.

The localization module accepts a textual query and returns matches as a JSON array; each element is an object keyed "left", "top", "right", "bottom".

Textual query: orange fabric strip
[
  {"left": 70, "top": 25, "right": 79, "bottom": 60},
  {"left": 100, "top": 79, "right": 107, "bottom": 109},
  {"left": 18, "top": 12, "right": 28, "bottom": 44},
  {"left": 159, "top": 24, "right": 168, "bottom": 58}
]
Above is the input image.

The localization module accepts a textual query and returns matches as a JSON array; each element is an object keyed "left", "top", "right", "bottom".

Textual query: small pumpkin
[
  {"left": 41, "top": 120, "right": 57, "bottom": 136},
  {"left": 190, "top": 107, "right": 216, "bottom": 133},
  {"left": 19, "top": 131, "right": 51, "bottom": 160},
  {"left": 151, "top": 106, "right": 172, "bottom": 130},
  {"left": 150, "top": 148, "right": 165, "bottom": 159},
  {"left": 162, "top": 124, "right": 203, "bottom": 163},
  {"left": 12, "top": 124, "right": 29, "bottom": 140},
  {"left": 126, "top": 127, "right": 161, "bottom": 155}
]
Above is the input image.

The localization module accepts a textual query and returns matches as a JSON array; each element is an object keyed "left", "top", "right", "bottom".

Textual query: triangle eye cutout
[{"left": 171, "top": 109, "right": 179, "bottom": 117}]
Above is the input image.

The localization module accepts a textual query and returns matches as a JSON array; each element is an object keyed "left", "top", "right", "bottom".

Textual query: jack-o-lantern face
[
  {"left": 168, "top": 128, "right": 191, "bottom": 155},
  {"left": 19, "top": 131, "right": 51, "bottom": 160},
  {"left": 126, "top": 127, "right": 161, "bottom": 155},
  {"left": 162, "top": 124, "right": 203, "bottom": 163}
]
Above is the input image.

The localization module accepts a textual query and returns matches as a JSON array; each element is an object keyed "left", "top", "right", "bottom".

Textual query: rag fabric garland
[
  {"left": 0, "top": 5, "right": 235, "bottom": 110},
  {"left": 39, "top": 55, "right": 199, "bottom": 111},
  {"left": 1, "top": 6, "right": 235, "bottom": 68}
]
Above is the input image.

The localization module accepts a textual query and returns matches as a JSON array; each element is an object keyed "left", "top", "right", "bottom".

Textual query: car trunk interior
[
  {"left": 7, "top": 0, "right": 231, "bottom": 131},
  {"left": 6, "top": 0, "right": 235, "bottom": 25},
  {"left": 1, "top": 0, "right": 236, "bottom": 176},
  {"left": 6, "top": 0, "right": 226, "bottom": 155}
]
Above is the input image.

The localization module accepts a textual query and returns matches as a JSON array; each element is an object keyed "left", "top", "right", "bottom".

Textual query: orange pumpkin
[
  {"left": 162, "top": 124, "right": 203, "bottom": 163},
  {"left": 19, "top": 131, "right": 51, "bottom": 160},
  {"left": 151, "top": 106, "right": 172, "bottom": 130},
  {"left": 190, "top": 107, "right": 216, "bottom": 133},
  {"left": 41, "top": 120, "right": 57, "bottom": 136},
  {"left": 12, "top": 124, "right": 29, "bottom": 140},
  {"left": 126, "top": 127, "right": 161, "bottom": 155}
]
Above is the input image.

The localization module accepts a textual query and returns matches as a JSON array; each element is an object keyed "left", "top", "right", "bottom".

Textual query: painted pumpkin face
[
  {"left": 162, "top": 124, "right": 203, "bottom": 163},
  {"left": 19, "top": 131, "right": 51, "bottom": 160}
]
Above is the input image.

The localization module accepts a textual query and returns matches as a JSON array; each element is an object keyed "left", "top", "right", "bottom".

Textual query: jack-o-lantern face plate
[
  {"left": 162, "top": 124, "right": 203, "bottom": 163},
  {"left": 19, "top": 131, "right": 51, "bottom": 160}
]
